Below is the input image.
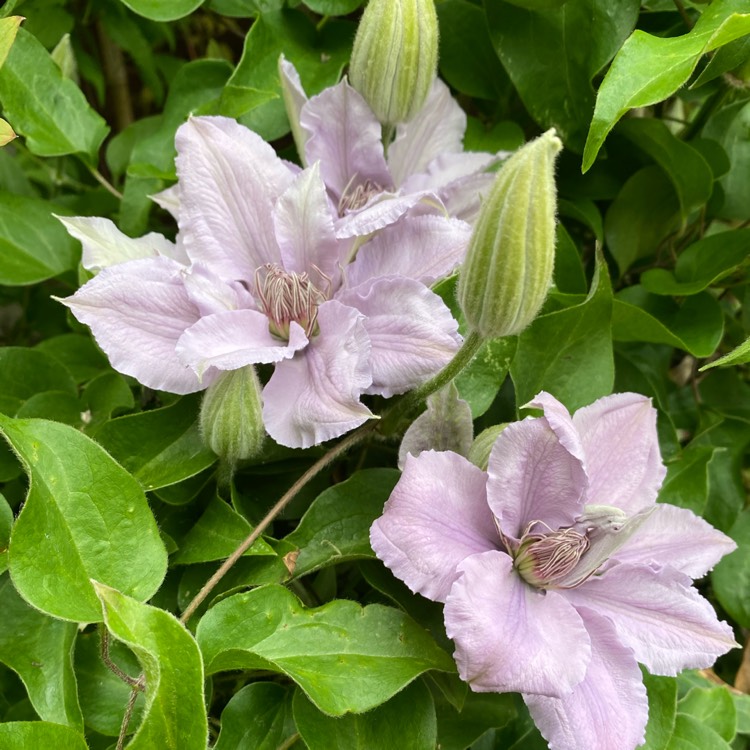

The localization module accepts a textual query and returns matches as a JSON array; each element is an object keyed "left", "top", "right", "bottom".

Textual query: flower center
[
  {"left": 513, "top": 525, "right": 590, "bottom": 589},
  {"left": 337, "top": 176, "right": 385, "bottom": 215},
  {"left": 255, "top": 263, "right": 328, "bottom": 340}
]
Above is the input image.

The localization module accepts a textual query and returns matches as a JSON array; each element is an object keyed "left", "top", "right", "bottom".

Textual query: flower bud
[
  {"left": 457, "top": 129, "right": 562, "bottom": 338},
  {"left": 349, "top": 0, "right": 439, "bottom": 126},
  {"left": 200, "top": 366, "right": 265, "bottom": 469},
  {"left": 467, "top": 424, "right": 507, "bottom": 471}
]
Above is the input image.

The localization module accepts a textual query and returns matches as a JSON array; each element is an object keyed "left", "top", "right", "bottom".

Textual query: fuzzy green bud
[
  {"left": 200, "top": 366, "right": 265, "bottom": 469},
  {"left": 349, "top": 0, "right": 439, "bottom": 126},
  {"left": 457, "top": 129, "right": 562, "bottom": 338},
  {"left": 467, "top": 424, "right": 508, "bottom": 471}
]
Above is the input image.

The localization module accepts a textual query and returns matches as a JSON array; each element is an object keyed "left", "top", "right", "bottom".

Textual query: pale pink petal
[
  {"left": 345, "top": 215, "right": 471, "bottom": 287},
  {"left": 486, "top": 418, "right": 587, "bottom": 541},
  {"left": 573, "top": 393, "right": 666, "bottom": 512},
  {"left": 175, "top": 116, "right": 295, "bottom": 280},
  {"left": 612, "top": 502, "right": 736, "bottom": 578},
  {"left": 57, "top": 257, "right": 208, "bottom": 394},
  {"left": 337, "top": 277, "right": 461, "bottom": 398},
  {"left": 524, "top": 391, "right": 586, "bottom": 466},
  {"left": 278, "top": 55, "right": 309, "bottom": 165},
  {"left": 150, "top": 184, "right": 180, "bottom": 220},
  {"left": 262, "top": 300, "right": 373, "bottom": 448},
  {"left": 566, "top": 562, "right": 738, "bottom": 675},
  {"left": 525, "top": 608, "right": 647, "bottom": 750},
  {"left": 370, "top": 450, "right": 497, "bottom": 603},
  {"left": 300, "top": 78, "right": 392, "bottom": 202},
  {"left": 56, "top": 215, "right": 177, "bottom": 272},
  {"left": 444, "top": 550, "right": 591, "bottom": 697},
  {"left": 183, "top": 263, "right": 257, "bottom": 317},
  {"left": 176, "top": 311, "right": 308, "bottom": 377},
  {"left": 388, "top": 78, "right": 467, "bottom": 187},
  {"left": 273, "top": 162, "right": 342, "bottom": 281}
]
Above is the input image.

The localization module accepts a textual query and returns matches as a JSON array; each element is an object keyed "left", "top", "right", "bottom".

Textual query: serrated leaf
[
  {"left": 117, "top": 0, "right": 204, "bottom": 22},
  {"left": 0, "top": 28, "right": 109, "bottom": 162},
  {"left": 284, "top": 469, "right": 400, "bottom": 577},
  {"left": 2, "top": 417, "right": 167, "bottom": 622},
  {"left": 0, "top": 722, "right": 88, "bottom": 749},
  {"left": 94, "top": 582, "right": 207, "bottom": 749},
  {"left": 196, "top": 585, "right": 456, "bottom": 716},
  {"left": 583, "top": 0, "right": 750, "bottom": 170}
]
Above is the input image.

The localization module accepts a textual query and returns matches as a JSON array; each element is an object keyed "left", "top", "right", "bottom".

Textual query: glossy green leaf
[
  {"left": 701, "top": 334, "right": 750, "bottom": 370},
  {"left": 713, "top": 509, "right": 750, "bottom": 628},
  {"left": 658, "top": 444, "right": 717, "bottom": 515},
  {"left": 613, "top": 288, "right": 724, "bottom": 358},
  {"left": 0, "top": 722, "right": 88, "bottom": 749},
  {"left": 641, "top": 229, "right": 750, "bottom": 296},
  {"left": 196, "top": 585, "right": 456, "bottom": 716},
  {"left": 0, "top": 575, "right": 82, "bottom": 728},
  {"left": 511, "top": 256, "right": 613, "bottom": 412},
  {"left": 117, "top": 0, "right": 204, "bottom": 22},
  {"left": 678, "top": 686, "right": 736, "bottom": 742},
  {"left": 2, "top": 417, "right": 167, "bottom": 622},
  {"left": 94, "top": 582, "right": 207, "bottom": 749},
  {"left": 284, "top": 469, "right": 399, "bottom": 577},
  {"left": 643, "top": 672, "right": 678, "bottom": 750},
  {"left": 0, "top": 28, "right": 109, "bottom": 162},
  {"left": 486, "top": 0, "right": 639, "bottom": 150},
  {"left": 34, "top": 334, "right": 109, "bottom": 384},
  {"left": 665, "top": 712, "right": 732, "bottom": 750},
  {"left": 583, "top": 0, "right": 750, "bottom": 170},
  {"left": 456, "top": 337, "right": 516, "bottom": 418},
  {"left": 0, "top": 16, "right": 22, "bottom": 69},
  {"left": 93, "top": 395, "right": 216, "bottom": 492},
  {"left": 81, "top": 372, "right": 135, "bottom": 429},
  {"left": 214, "top": 682, "right": 295, "bottom": 750},
  {"left": 294, "top": 679, "right": 437, "bottom": 749},
  {"left": 693, "top": 35, "right": 750, "bottom": 88}
]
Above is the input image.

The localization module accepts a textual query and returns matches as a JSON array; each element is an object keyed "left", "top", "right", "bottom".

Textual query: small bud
[
  {"left": 200, "top": 366, "right": 265, "bottom": 470},
  {"left": 457, "top": 129, "right": 562, "bottom": 338},
  {"left": 349, "top": 0, "right": 439, "bottom": 126},
  {"left": 467, "top": 424, "right": 507, "bottom": 471}
]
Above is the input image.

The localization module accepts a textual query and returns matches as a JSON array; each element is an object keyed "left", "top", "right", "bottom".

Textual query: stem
[
  {"left": 672, "top": 0, "right": 694, "bottom": 29},
  {"left": 88, "top": 165, "right": 124, "bottom": 199},
  {"left": 116, "top": 675, "right": 145, "bottom": 750},
  {"left": 278, "top": 732, "right": 301, "bottom": 750},
  {"left": 179, "top": 422, "right": 377, "bottom": 624},
  {"left": 100, "top": 628, "right": 144, "bottom": 690}
]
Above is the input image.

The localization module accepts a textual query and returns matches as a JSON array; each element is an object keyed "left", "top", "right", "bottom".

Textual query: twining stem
[
  {"left": 179, "top": 422, "right": 378, "bottom": 624},
  {"left": 116, "top": 675, "right": 146, "bottom": 750},
  {"left": 100, "top": 627, "right": 144, "bottom": 690}
]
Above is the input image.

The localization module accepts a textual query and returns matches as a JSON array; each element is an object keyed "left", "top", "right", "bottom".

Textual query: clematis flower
[
  {"left": 58, "top": 116, "right": 466, "bottom": 448},
  {"left": 371, "top": 391, "right": 737, "bottom": 750}
]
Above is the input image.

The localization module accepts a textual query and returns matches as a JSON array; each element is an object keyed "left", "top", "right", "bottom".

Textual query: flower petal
[
  {"left": 345, "top": 214, "right": 471, "bottom": 287},
  {"left": 611, "top": 502, "right": 737, "bottom": 578},
  {"left": 261, "top": 300, "right": 373, "bottom": 448},
  {"left": 444, "top": 550, "right": 591, "bottom": 697},
  {"left": 175, "top": 116, "right": 294, "bottom": 280},
  {"left": 524, "top": 607, "right": 647, "bottom": 750},
  {"left": 573, "top": 392, "right": 666, "bottom": 512},
  {"left": 337, "top": 276, "right": 461, "bottom": 398},
  {"left": 300, "top": 77, "right": 391, "bottom": 203},
  {"left": 278, "top": 54, "right": 309, "bottom": 165},
  {"left": 176, "top": 310, "right": 308, "bottom": 376},
  {"left": 370, "top": 450, "right": 497, "bottom": 603},
  {"left": 524, "top": 391, "right": 586, "bottom": 466},
  {"left": 57, "top": 257, "right": 208, "bottom": 393},
  {"left": 486, "top": 417, "right": 587, "bottom": 541},
  {"left": 566, "top": 562, "right": 738, "bottom": 675},
  {"left": 57, "top": 216, "right": 178, "bottom": 272},
  {"left": 150, "top": 184, "right": 180, "bottom": 220},
  {"left": 184, "top": 263, "right": 257, "bottom": 317}
]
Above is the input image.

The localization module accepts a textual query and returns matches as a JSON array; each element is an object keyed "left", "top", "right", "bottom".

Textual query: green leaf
[
  {"left": 0, "top": 575, "right": 82, "bottom": 728},
  {"left": 0, "top": 193, "right": 79, "bottom": 285},
  {"left": 665, "top": 712, "right": 733, "bottom": 750},
  {"left": 93, "top": 395, "right": 216, "bottom": 492},
  {"left": 486, "top": 0, "right": 640, "bottom": 150},
  {"left": 284, "top": 469, "right": 400, "bottom": 577},
  {"left": 0, "top": 28, "right": 109, "bottom": 162},
  {"left": 713, "top": 509, "right": 750, "bottom": 628},
  {"left": 303, "top": 0, "right": 364, "bottom": 14},
  {"left": 0, "top": 722, "right": 88, "bottom": 749},
  {"left": 0, "top": 493, "right": 11, "bottom": 574},
  {"left": 678, "top": 687, "right": 736, "bottom": 742},
  {"left": 455, "top": 337, "right": 516, "bottom": 418},
  {"left": 658, "top": 444, "right": 717, "bottom": 515},
  {"left": 1, "top": 417, "right": 167, "bottom": 622},
  {"left": 214, "top": 682, "right": 295, "bottom": 750},
  {"left": 94, "top": 582, "right": 207, "bottom": 749},
  {"left": 701, "top": 334, "right": 750, "bottom": 370},
  {"left": 196, "top": 585, "right": 456, "bottom": 716},
  {"left": 612, "top": 287, "right": 724, "bottom": 358},
  {"left": 0, "top": 16, "right": 22, "bottom": 69},
  {"left": 81, "top": 372, "right": 135, "bottom": 429},
  {"left": 433, "top": 689, "right": 516, "bottom": 750},
  {"left": 511, "top": 255, "right": 613, "bottom": 412},
  {"left": 117, "top": 0, "right": 204, "bottom": 22},
  {"left": 206, "top": 0, "right": 285, "bottom": 18},
  {"left": 294, "top": 679, "right": 437, "bottom": 749},
  {"left": 643, "top": 672, "right": 678, "bottom": 750},
  {"left": 583, "top": 0, "right": 750, "bottom": 170},
  {"left": 34, "top": 334, "right": 109, "bottom": 384},
  {"left": 641, "top": 229, "right": 750, "bottom": 296}
]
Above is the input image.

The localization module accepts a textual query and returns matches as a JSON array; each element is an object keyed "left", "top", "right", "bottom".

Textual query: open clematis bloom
[
  {"left": 371, "top": 391, "right": 737, "bottom": 750},
  {"left": 58, "top": 116, "right": 467, "bottom": 448}
]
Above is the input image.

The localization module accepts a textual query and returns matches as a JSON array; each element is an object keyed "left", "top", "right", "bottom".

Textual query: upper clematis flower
[
  {"left": 371, "top": 391, "right": 737, "bottom": 750},
  {"left": 58, "top": 116, "right": 466, "bottom": 449},
  {"left": 280, "top": 57, "right": 503, "bottom": 236}
]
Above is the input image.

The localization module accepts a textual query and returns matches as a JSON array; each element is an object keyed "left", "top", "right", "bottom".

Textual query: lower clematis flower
[
  {"left": 57, "top": 116, "right": 468, "bottom": 449},
  {"left": 371, "top": 391, "right": 737, "bottom": 750}
]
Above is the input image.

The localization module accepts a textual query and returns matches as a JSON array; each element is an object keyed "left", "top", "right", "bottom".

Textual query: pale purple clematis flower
[
  {"left": 371, "top": 391, "right": 737, "bottom": 750},
  {"left": 280, "top": 57, "right": 501, "bottom": 238},
  {"left": 58, "top": 116, "right": 464, "bottom": 448}
]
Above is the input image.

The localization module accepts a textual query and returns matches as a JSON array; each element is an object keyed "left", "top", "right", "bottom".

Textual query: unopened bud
[
  {"left": 467, "top": 424, "right": 507, "bottom": 471},
  {"left": 200, "top": 366, "right": 265, "bottom": 469},
  {"left": 349, "top": 0, "right": 438, "bottom": 126},
  {"left": 458, "top": 129, "right": 562, "bottom": 338}
]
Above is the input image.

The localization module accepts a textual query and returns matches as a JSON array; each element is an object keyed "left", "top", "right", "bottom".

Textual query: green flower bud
[
  {"left": 200, "top": 366, "right": 265, "bottom": 470},
  {"left": 349, "top": 0, "right": 439, "bottom": 126},
  {"left": 467, "top": 424, "right": 508, "bottom": 471},
  {"left": 457, "top": 129, "right": 562, "bottom": 338}
]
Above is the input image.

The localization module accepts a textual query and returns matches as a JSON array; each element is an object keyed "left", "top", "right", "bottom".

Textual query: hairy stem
[
  {"left": 116, "top": 675, "right": 146, "bottom": 750},
  {"left": 100, "top": 627, "right": 144, "bottom": 690}
]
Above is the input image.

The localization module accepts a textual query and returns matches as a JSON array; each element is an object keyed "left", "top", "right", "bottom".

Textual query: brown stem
[
  {"left": 733, "top": 635, "right": 750, "bottom": 693},
  {"left": 100, "top": 628, "right": 144, "bottom": 690},
  {"left": 116, "top": 675, "right": 146, "bottom": 750},
  {"left": 96, "top": 20, "right": 134, "bottom": 132}
]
